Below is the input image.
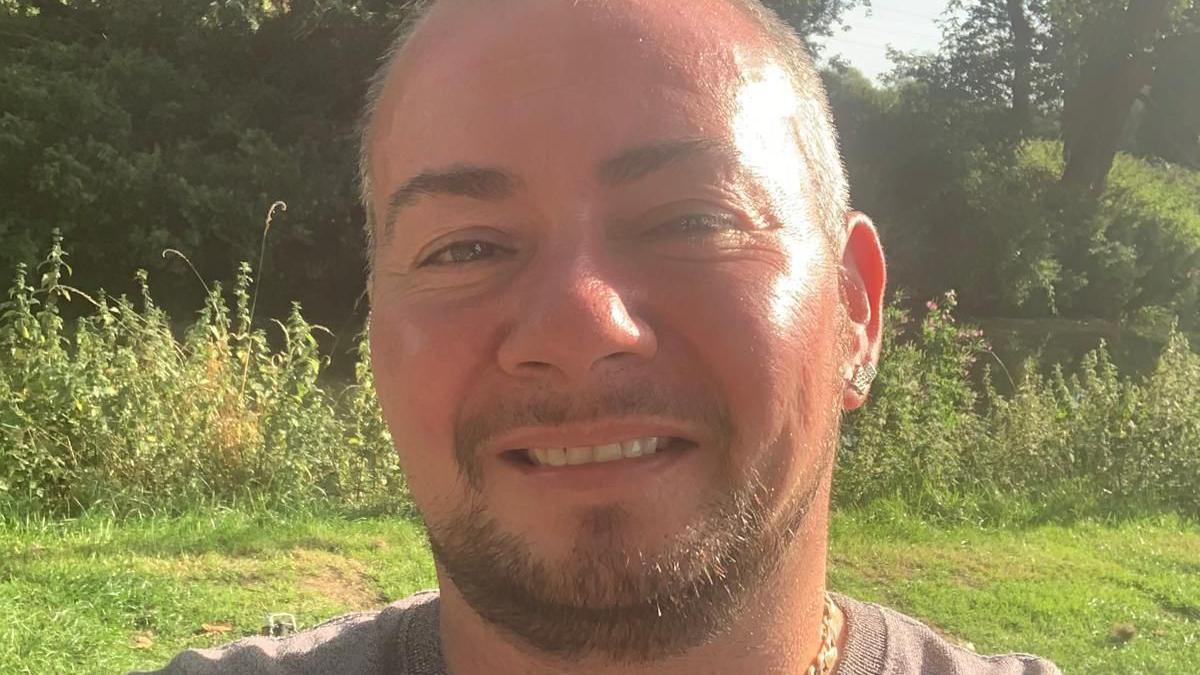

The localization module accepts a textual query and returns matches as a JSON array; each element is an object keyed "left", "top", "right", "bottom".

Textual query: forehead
[
  {"left": 398, "top": 0, "right": 766, "bottom": 85},
  {"left": 368, "top": 0, "right": 802, "bottom": 218}
]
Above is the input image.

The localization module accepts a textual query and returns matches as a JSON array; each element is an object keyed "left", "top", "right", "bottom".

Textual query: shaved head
[{"left": 357, "top": 0, "right": 848, "bottom": 266}]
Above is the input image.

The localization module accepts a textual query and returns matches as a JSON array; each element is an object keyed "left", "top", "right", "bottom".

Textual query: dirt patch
[
  {"left": 293, "top": 549, "right": 385, "bottom": 611},
  {"left": 829, "top": 551, "right": 922, "bottom": 585}
]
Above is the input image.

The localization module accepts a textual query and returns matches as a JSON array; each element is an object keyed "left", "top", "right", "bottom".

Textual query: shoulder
[
  {"left": 833, "top": 594, "right": 1062, "bottom": 675},
  {"left": 132, "top": 591, "right": 442, "bottom": 675}
]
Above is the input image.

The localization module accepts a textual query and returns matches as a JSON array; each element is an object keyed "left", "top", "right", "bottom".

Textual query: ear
[{"left": 839, "top": 212, "right": 886, "bottom": 410}]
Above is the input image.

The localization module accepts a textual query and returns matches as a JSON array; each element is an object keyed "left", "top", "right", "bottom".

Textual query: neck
[{"left": 438, "top": 504, "right": 834, "bottom": 675}]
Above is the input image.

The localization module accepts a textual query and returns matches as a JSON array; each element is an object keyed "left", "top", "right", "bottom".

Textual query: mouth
[{"left": 499, "top": 436, "right": 697, "bottom": 469}]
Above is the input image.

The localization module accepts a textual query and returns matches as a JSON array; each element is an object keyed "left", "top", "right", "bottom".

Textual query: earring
[{"left": 850, "top": 363, "right": 877, "bottom": 395}]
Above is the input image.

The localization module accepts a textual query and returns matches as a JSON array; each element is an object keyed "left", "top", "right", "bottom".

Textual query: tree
[
  {"left": 1136, "top": 32, "right": 1200, "bottom": 167},
  {"left": 0, "top": 0, "right": 409, "bottom": 338},
  {"left": 763, "top": 0, "right": 872, "bottom": 40},
  {"left": 907, "top": 0, "right": 1199, "bottom": 195},
  {"left": 1058, "top": 0, "right": 1183, "bottom": 196},
  {"left": 891, "top": 0, "right": 1058, "bottom": 139},
  {"left": 1006, "top": 0, "right": 1036, "bottom": 134}
]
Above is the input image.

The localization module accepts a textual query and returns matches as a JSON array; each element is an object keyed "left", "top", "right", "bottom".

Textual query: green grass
[
  {"left": 830, "top": 504, "right": 1200, "bottom": 674},
  {"left": 0, "top": 510, "right": 437, "bottom": 674},
  {"left": 1, "top": 508, "right": 1196, "bottom": 674}
]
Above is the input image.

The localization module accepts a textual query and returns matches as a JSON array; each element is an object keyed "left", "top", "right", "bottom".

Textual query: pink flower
[{"left": 926, "top": 301, "right": 939, "bottom": 311}]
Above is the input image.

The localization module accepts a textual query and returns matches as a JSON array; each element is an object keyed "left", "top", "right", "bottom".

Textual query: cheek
[
  {"left": 369, "top": 302, "right": 494, "bottom": 476},
  {"left": 654, "top": 251, "right": 839, "bottom": 452}
]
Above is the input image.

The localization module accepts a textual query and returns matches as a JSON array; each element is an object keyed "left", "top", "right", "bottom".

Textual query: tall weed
[
  {"left": 838, "top": 290, "right": 1200, "bottom": 521},
  {"left": 0, "top": 235, "right": 402, "bottom": 517},
  {"left": 2, "top": 238, "right": 1197, "bottom": 521}
]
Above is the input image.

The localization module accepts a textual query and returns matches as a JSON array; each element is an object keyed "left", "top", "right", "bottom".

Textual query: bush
[
  {"left": 944, "top": 141, "right": 1200, "bottom": 329},
  {"left": 0, "top": 235, "right": 402, "bottom": 517},
  {"left": 835, "top": 291, "right": 987, "bottom": 508},
  {"left": 824, "top": 67, "right": 1200, "bottom": 329},
  {"left": 838, "top": 290, "right": 1200, "bottom": 521},
  {"left": 2, "top": 238, "right": 1198, "bottom": 522}
]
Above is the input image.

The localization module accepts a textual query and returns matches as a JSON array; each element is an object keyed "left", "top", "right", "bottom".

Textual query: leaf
[
  {"left": 131, "top": 631, "right": 155, "bottom": 649},
  {"left": 201, "top": 622, "right": 234, "bottom": 635}
]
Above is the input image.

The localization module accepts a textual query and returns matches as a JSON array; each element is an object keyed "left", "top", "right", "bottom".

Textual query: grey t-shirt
[{"left": 138, "top": 591, "right": 1060, "bottom": 674}]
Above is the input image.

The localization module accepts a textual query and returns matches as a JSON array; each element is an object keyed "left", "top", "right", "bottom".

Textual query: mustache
[{"left": 453, "top": 377, "right": 735, "bottom": 487}]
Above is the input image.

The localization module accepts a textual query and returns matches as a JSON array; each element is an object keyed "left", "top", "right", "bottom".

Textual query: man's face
[{"left": 368, "top": 0, "right": 850, "bottom": 659}]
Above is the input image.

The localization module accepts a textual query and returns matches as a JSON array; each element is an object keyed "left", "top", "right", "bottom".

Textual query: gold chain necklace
[{"left": 805, "top": 593, "right": 840, "bottom": 675}]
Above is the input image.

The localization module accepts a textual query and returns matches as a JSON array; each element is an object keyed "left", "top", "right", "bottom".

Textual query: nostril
[
  {"left": 601, "top": 350, "right": 645, "bottom": 363},
  {"left": 514, "top": 360, "right": 555, "bottom": 374},
  {"left": 495, "top": 292, "right": 656, "bottom": 379}
]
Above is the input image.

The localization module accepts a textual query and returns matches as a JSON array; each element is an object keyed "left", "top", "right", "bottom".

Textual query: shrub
[
  {"left": 952, "top": 140, "right": 1200, "bottom": 328},
  {"left": 838, "top": 290, "right": 1200, "bottom": 521},
  {"left": 835, "top": 291, "right": 986, "bottom": 508},
  {"left": 0, "top": 235, "right": 402, "bottom": 517},
  {"left": 2, "top": 237, "right": 1198, "bottom": 522}
]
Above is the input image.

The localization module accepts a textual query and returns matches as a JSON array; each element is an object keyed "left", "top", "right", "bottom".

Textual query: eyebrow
[
  {"left": 383, "top": 165, "right": 519, "bottom": 235},
  {"left": 381, "top": 137, "right": 735, "bottom": 240},
  {"left": 597, "top": 137, "right": 736, "bottom": 186}
]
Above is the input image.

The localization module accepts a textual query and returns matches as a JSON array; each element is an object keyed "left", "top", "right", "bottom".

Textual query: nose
[{"left": 497, "top": 253, "right": 657, "bottom": 383}]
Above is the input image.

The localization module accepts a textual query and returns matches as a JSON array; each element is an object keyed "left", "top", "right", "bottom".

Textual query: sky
[{"left": 810, "top": 0, "right": 950, "bottom": 82}]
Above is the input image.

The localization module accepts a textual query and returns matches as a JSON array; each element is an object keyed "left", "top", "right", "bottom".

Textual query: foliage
[
  {"left": 894, "top": 0, "right": 1200, "bottom": 192},
  {"left": 954, "top": 140, "right": 1200, "bottom": 324},
  {"left": 836, "top": 291, "right": 987, "bottom": 510},
  {"left": 892, "top": 0, "right": 1059, "bottom": 133},
  {"left": 1136, "top": 32, "right": 1200, "bottom": 168},
  {"left": 0, "top": 235, "right": 403, "bottom": 517},
  {"left": 3, "top": 238, "right": 1199, "bottom": 521},
  {"left": 838, "top": 288, "right": 1200, "bottom": 520},
  {"left": 761, "top": 0, "right": 871, "bottom": 40},
  {"left": 824, "top": 63, "right": 1200, "bottom": 327},
  {"left": 0, "top": 0, "right": 405, "bottom": 332}
]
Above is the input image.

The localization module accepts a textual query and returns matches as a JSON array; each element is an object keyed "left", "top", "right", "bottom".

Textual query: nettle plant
[
  {"left": 1, "top": 235, "right": 1197, "bottom": 520},
  {"left": 0, "top": 234, "right": 403, "bottom": 517},
  {"left": 837, "top": 289, "right": 1200, "bottom": 521},
  {"left": 836, "top": 290, "right": 989, "bottom": 510}
]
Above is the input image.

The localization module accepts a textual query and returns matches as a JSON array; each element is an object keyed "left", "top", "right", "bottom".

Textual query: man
[{"left": 146, "top": 0, "right": 1059, "bottom": 673}]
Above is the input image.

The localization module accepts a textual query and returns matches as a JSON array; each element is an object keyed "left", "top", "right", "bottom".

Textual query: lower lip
[{"left": 502, "top": 444, "right": 694, "bottom": 491}]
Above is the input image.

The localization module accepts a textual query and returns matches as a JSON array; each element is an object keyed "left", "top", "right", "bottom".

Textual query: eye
[
  {"left": 659, "top": 213, "right": 739, "bottom": 236},
  {"left": 418, "top": 240, "right": 511, "bottom": 267}
]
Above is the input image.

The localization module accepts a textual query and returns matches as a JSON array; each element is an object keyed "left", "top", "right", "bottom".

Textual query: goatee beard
[{"left": 425, "top": 444, "right": 831, "bottom": 663}]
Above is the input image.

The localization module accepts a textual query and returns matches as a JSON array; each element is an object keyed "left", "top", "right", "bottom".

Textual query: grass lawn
[
  {"left": 829, "top": 508, "right": 1200, "bottom": 674},
  {"left": 1, "top": 507, "right": 1196, "bottom": 674}
]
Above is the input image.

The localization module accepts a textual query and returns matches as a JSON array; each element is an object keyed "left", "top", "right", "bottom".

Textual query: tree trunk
[
  {"left": 1139, "top": 33, "right": 1200, "bottom": 168},
  {"left": 1005, "top": 0, "right": 1034, "bottom": 135},
  {"left": 1061, "top": 0, "right": 1172, "bottom": 197}
]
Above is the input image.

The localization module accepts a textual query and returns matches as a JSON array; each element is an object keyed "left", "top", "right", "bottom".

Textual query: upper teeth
[{"left": 529, "top": 437, "right": 662, "bottom": 467}]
